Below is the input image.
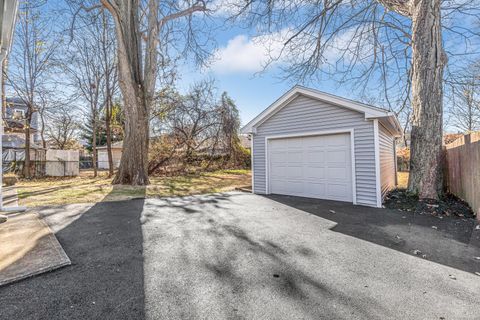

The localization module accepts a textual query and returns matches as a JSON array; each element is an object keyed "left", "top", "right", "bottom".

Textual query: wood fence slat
[{"left": 445, "top": 132, "right": 480, "bottom": 217}]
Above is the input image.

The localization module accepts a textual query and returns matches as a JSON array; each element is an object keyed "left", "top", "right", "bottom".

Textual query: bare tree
[
  {"left": 166, "top": 81, "right": 220, "bottom": 162},
  {"left": 5, "top": 1, "right": 59, "bottom": 177},
  {"left": 65, "top": 26, "right": 105, "bottom": 177},
  {"left": 449, "top": 63, "right": 480, "bottom": 132},
  {"left": 94, "top": 9, "right": 119, "bottom": 177},
  {"left": 90, "top": 0, "right": 211, "bottom": 185},
  {"left": 46, "top": 106, "right": 80, "bottom": 150},
  {"left": 149, "top": 81, "right": 245, "bottom": 173},
  {"left": 227, "top": 0, "right": 480, "bottom": 199},
  {"left": 36, "top": 88, "right": 69, "bottom": 149}
]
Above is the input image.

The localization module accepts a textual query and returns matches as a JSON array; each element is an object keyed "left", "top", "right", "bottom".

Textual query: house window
[{"left": 13, "top": 109, "right": 25, "bottom": 119}]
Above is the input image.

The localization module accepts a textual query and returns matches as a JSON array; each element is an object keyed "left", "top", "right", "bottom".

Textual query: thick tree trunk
[
  {"left": 112, "top": 93, "right": 149, "bottom": 185},
  {"left": 106, "top": 0, "right": 153, "bottom": 185},
  {"left": 407, "top": 0, "right": 446, "bottom": 199}
]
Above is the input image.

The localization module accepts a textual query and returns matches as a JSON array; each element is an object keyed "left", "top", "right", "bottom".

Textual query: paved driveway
[{"left": 0, "top": 192, "right": 479, "bottom": 320}]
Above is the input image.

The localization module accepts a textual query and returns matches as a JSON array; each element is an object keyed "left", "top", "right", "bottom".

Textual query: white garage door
[{"left": 268, "top": 133, "right": 353, "bottom": 202}]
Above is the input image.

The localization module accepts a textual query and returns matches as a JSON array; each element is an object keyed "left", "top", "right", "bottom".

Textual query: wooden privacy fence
[{"left": 445, "top": 131, "right": 480, "bottom": 216}]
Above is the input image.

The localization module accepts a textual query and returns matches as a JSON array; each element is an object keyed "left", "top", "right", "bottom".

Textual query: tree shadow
[
  {"left": 265, "top": 194, "right": 480, "bottom": 274},
  {"left": 0, "top": 187, "right": 146, "bottom": 320},
  {"left": 140, "top": 192, "right": 390, "bottom": 319}
]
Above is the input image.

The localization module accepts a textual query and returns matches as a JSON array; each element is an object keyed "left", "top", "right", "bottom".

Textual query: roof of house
[
  {"left": 97, "top": 141, "right": 123, "bottom": 150},
  {"left": 2, "top": 134, "right": 43, "bottom": 149},
  {"left": 241, "top": 85, "right": 402, "bottom": 136}
]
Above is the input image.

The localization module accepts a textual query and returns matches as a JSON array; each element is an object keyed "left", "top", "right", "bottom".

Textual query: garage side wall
[
  {"left": 379, "top": 124, "right": 396, "bottom": 199},
  {"left": 252, "top": 95, "right": 378, "bottom": 207}
]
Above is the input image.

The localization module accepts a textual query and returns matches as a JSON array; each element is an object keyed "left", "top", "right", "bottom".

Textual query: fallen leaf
[
  {"left": 431, "top": 226, "right": 438, "bottom": 230},
  {"left": 329, "top": 210, "right": 336, "bottom": 214}
]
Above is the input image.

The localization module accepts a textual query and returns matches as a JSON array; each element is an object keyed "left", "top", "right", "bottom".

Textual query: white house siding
[
  {"left": 97, "top": 149, "right": 122, "bottom": 169},
  {"left": 252, "top": 95, "right": 378, "bottom": 207},
  {"left": 379, "top": 123, "right": 396, "bottom": 199}
]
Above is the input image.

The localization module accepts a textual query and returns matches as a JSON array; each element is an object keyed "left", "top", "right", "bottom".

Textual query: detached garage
[{"left": 241, "top": 86, "right": 402, "bottom": 208}]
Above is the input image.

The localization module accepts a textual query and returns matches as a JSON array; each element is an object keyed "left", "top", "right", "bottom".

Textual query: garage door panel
[
  {"left": 327, "top": 167, "right": 349, "bottom": 180},
  {"left": 327, "top": 183, "right": 350, "bottom": 199},
  {"left": 270, "top": 151, "right": 286, "bottom": 164},
  {"left": 325, "top": 134, "right": 347, "bottom": 146},
  {"left": 268, "top": 133, "right": 352, "bottom": 202},
  {"left": 270, "top": 166, "right": 287, "bottom": 177},
  {"left": 306, "top": 150, "right": 325, "bottom": 163},
  {"left": 285, "top": 166, "right": 303, "bottom": 179},
  {"left": 305, "top": 182, "right": 327, "bottom": 197},
  {"left": 326, "top": 150, "right": 348, "bottom": 163},
  {"left": 305, "top": 167, "right": 325, "bottom": 179},
  {"left": 287, "top": 152, "right": 304, "bottom": 163},
  {"left": 272, "top": 179, "right": 303, "bottom": 195}
]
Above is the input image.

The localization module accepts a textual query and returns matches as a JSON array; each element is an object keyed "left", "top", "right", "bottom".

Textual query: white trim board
[
  {"left": 373, "top": 119, "right": 382, "bottom": 208},
  {"left": 241, "top": 85, "right": 402, "bottom": 136},
  {"left": 264, "top": 129, "right": 357, "bottom": 205},
  {"left": 250, "top": 134, "right": 254, "bottom": 193}
]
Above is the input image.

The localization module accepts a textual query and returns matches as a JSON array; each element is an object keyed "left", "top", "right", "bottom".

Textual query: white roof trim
[
  {"left": 0, "top": 0, "right": 19, "bottom": 59},
  {"left": 241, "top": 85, "right": 402, "bottom": 136}
]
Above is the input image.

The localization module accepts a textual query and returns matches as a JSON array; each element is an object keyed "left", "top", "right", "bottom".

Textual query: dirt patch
[{"left": 385, "top": 189, "right": 475, "bottom": 219}]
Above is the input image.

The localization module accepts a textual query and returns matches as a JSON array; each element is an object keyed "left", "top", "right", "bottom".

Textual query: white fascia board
[
  {"left": 1, "top": 0, "right": 18, "bottom": 56},
  {"left": 373, "top": 114, "right": 403, "bottom": 137},
  {"left": 240, "top": 87, "right": 299, "bottom": 134},
  {"left": 373, "top": 119, "right": 382, "bottom": 208}
]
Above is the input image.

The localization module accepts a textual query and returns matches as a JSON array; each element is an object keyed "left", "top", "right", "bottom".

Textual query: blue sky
[
  {"left": 38, "top": 0, "right": 480, "bottom": 130},
  {"left": 174, "top": 22, "right": 349, "bottom": 126}
]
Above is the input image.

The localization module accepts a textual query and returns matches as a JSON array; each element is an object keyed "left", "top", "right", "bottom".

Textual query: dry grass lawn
[
  {"left": 397, "top": 171, "right": 409, "bottom": 189},
  {"left": 17, "top": 169, "right": 251, "bottom": 207}
]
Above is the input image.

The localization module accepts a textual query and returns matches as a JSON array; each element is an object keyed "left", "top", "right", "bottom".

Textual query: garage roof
[{"left": 241, "top": 86, "right": 402, "bottom": 136}]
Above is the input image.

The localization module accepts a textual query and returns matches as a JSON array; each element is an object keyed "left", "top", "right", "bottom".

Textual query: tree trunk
[
  {"left": 407, "top": 0, "right": 446, "bottom": 199},
  {"left": 112, "top": 93, "right": 149, "bottom": 185},
  {"left": 92, "top": 119, "right": 98, "bottom": 177},
  {"left": 24, "top": 126, "right": 31, "bottom": 178},
  {"left": 106, "top": 0, "right": 153, "bottom": 185},
  {"left": 40, "top": 110, "right": 46, "bottom": 149},
  {"left": 105, "top": 97, "right": 114, "bottom": 177}
]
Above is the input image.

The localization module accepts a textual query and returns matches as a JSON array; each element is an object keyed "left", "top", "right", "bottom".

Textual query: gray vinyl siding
[
  {"left": 379, "top": 123, "right": 396, "bottom": 199},
  {"left": 252, "top": 95, "right": 378, "bottom": 207}
]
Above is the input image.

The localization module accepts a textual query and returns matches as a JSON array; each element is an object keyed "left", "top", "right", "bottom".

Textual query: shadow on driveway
[
  {"left": 266, "top": 194, "right": 480, "bottom": 274},
  {"left": 0, "top": 187, "right": 146, "bottom": 320}
]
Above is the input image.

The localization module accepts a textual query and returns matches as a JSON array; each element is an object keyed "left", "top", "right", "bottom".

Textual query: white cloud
[
  {"left": 207, "top": 25, "right": 374, "bottom": 75},
  {"left": 208, "top": 29, "right": 292, "bottom": 74}
]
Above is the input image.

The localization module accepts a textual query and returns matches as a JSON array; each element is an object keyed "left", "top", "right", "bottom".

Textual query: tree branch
[{"left": 375, "top": 0, "right": 412, "bottom": 17}]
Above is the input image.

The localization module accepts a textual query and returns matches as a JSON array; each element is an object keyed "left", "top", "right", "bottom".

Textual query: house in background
[
  {"left": 97, "top": 141, "right": 123, "bottom": 170},
  {"left": 242, "top": 86, "right": 402, "bottom": 208},
  {"left": 3, "top": 97, "right": 41, "bottom": 144},
  {"left": 2, "top": 97, "right": 45, "bottom": 166}
]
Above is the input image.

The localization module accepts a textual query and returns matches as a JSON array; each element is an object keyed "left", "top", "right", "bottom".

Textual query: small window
[{"left": 12, "top": 109, "right": 25, "bottom": 119}]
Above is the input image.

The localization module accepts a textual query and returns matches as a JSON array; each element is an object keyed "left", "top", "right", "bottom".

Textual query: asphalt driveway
[{"left": 0, "top": 192, "right": 479, "bottom": 319}]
